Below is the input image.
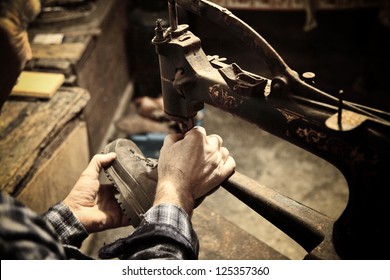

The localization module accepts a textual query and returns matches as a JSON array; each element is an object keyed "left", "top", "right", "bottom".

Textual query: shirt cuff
[
  {"left": 142, "top": 203, "right": 196, "bottom": 244},
  {"left": 98, "top": 203, "right": 199, "bottom": 259},
  {"left": 42, "top": 202, "right": 88, "bottom": 248}
]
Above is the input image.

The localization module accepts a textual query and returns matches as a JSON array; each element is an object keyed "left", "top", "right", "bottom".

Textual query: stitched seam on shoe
[{"left": 107, "top": 141, "right": 154, "bottom": 211}]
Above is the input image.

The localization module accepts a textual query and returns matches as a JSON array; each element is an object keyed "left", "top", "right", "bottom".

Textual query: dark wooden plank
[{"left": 0, "top": 87, "right": 90, "bottom": 194}]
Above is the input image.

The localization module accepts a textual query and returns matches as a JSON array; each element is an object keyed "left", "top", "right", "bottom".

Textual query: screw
[{"left": 154, "top": 19, "right": 165, "bottom": 41}]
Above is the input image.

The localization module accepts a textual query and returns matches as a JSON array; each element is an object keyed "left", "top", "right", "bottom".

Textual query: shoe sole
[{"left": 103, "top": 140, "right": 155, "bottom": 227}]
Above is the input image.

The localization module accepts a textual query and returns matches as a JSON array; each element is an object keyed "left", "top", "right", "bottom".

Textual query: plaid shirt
[
  {"left": 99, "top": 204, "right": 199, "bottom": 260},
  {"left": 0, "top": 192, "right": 198, "bottom": 260}
]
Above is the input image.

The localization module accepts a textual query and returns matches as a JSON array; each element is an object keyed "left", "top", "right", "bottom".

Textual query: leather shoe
[{"left": 102, "top": 138, "right": 158, "bottom": 227}]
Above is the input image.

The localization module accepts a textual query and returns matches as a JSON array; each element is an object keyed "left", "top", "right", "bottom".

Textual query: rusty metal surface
[{"left": 223, "top": 172, "right": 338, "bottom": 259}]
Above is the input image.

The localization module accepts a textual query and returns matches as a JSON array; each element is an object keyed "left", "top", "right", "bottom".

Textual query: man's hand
[
  {"left": 63, "top": 153, "right": 130, "bottom": 233},
  {"left": 155, "top": 126, "right": 236, "bottom": 215}
]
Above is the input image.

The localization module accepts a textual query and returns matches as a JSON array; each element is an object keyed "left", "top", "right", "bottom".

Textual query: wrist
[{"left": 154, "top": 181, "right": 195, "bottom": 216}]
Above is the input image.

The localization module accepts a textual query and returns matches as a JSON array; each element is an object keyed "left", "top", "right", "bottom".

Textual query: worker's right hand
[{"left": 155, "top": 126, "right": 236, "bottom": 216}]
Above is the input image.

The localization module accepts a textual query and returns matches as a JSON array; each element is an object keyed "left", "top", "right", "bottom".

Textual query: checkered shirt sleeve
[
  {"left": 143, "top": 203, "right": 195, "bottom": 243},
  {"left": 0, "top": 192, "right": 66, "bottom": 259},
  {"left": 98, "top": 203, "right": 199, "bottom": 260},
  {"left": 42, "top": 202, "right": 89, "bottom": 248}
]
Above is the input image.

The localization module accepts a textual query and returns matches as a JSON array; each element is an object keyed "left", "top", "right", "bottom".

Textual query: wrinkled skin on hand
[
  {"left": 155, "top": 126, "right": 236, "bottom": 216},
  {"left": 63, "top": 152, "right": 130, "bottom": 233}
]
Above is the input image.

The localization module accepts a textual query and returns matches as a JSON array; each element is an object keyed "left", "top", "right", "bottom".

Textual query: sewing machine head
[{"left": 153, "top": 0, "right": 390, "bottom": 259}]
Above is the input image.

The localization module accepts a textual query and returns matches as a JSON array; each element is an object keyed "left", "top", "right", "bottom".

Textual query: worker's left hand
[{"left": 64, "top": 152, "right": 130, "bottom": 233}]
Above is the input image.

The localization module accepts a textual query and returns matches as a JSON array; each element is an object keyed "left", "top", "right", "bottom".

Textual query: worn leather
[{"left": 103, "top": 138, "right": 158, "bottom": 227}]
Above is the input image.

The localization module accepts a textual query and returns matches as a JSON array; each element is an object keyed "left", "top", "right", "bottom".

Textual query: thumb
[{"left": 86, "top": 152, "right": 116, "bottom": 175}]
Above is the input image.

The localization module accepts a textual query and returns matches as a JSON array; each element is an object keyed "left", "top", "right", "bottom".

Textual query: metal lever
[
  {"left": 221, "top": 171, "right": 335, "bottom": 259},
  {"left": 338, "top": 90, "right": 343, "bottom": 130}
]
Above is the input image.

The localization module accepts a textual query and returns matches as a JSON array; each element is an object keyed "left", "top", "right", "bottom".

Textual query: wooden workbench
[{"left": 0, "top": 87, "right": 90, "bottom": 213}]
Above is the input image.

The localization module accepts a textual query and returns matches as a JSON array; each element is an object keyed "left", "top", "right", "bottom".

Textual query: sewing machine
[{"left": 152, "top": 0, "right": 390, "bottom": 259}]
